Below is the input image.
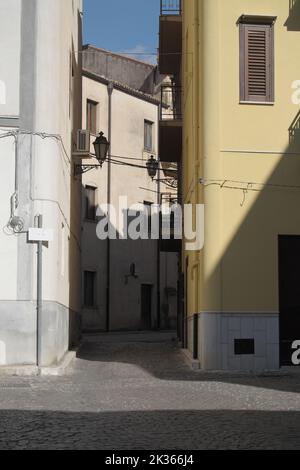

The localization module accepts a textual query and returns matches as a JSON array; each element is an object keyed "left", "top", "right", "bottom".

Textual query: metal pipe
[
  {"left": 36, "top": 214, "right": 43, "bottom": 367},
  {"left": 106, "top": 82, "right": 114, "bottom": 332},
  {"left": 157, "top": 104, "right": 161, "bottom": 330}
]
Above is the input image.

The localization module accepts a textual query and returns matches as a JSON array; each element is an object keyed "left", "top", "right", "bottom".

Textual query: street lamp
[
  {"left": 146, "top": 155, "right": 159, "bottom": 180},
  {"left": 74, "top": 132, "right": 110, "bottom": 175},
  {"left": 93, "top": 132, "right": 110, "bottom": 167}
]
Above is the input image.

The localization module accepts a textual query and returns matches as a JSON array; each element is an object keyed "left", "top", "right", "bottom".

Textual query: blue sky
[{"left": 83, "top": 0, "right": 160, "bottom": 64}]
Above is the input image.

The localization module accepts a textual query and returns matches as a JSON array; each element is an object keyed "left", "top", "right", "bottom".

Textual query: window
[
  {"left": 144, "top": 201, "right": 153, "bottom": 235},
  {"left": 84, "top": 271, "right": 96, "bottom": 307},
  {"left": 239, "top": 16, "right": 275, "bottom": 103},
  {"left": 144, "top": 120, "right": 153, "bottom": 151},
  {"left": 85, "top": 185, "right": 97, "bottom": 221},
  {"left": 86, "top": 99, "right": 98, "bottom": 134}
]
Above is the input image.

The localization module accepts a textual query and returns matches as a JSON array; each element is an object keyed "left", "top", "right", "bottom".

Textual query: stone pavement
[{"left": 0, "top": 331, "right": 300, "bottom": 450}]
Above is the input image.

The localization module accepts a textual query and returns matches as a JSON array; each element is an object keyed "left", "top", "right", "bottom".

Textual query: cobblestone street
[{"left": 0, "top": 332, "right": 300, "bottom": 450}]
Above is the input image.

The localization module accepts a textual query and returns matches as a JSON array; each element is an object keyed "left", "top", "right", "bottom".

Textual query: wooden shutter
[
  {"left": 144, "top": 120, "right": 153, "bottom": 151},
  {"left": 85, "top": 186, "right": 96, "bottom": 221},
  {"left": 87, "top": 100, "right": 98, "bottom": 134},
  {"left": 240, "top": 22, "right": 274, "bottom": 103}
]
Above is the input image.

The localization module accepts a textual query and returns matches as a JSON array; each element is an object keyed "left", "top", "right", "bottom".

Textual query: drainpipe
[
  {"left": 157, "top": 103, "right": 161, "bottom": 330},
  {"left": 36, "top": 214, "right": 43, "bottom": 367},
  {"left": 106, "top": 82, "right": 114, "bottom": 332}
]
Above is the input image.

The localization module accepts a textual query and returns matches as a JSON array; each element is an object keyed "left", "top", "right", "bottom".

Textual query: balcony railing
[
  {"left": 161, "top": 84, "right": 182, "bottom": 120},
  {"left": 160, "top": 0, "right": 182, "bottom": 15}
]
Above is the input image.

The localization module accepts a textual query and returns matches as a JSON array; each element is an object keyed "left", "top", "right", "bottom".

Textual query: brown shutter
[
  {"left": 240, "top": 21, "right": 274, "bottom": 103},
  {"left": 85, "top": 186, "right": 96, "bottom": 221},
  {"left": 86, "top": 100, "right": 98, "bottom": 134}
]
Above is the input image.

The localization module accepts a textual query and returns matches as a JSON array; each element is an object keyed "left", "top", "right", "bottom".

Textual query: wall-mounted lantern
[
  {"left": 146, "top": 155, "right": 159, "bottom": 180},
  {"left": 74, "top": 132, "right": 110, "bottom": 176},
  {"left": 93, "top": 132, "right": 110, "bottom": 166}
]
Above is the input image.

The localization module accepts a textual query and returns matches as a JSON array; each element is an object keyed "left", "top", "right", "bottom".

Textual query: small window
[
  {"left": 239, "top": 16, "right": 275, "bottom": 103},
  {"left": 84, "top": 271, "right": 96, "bottom": 307},
  {"left": 87, "top": 99, "right": 98, "bottom": 134},
  {"left": 144, "top": 120, "right": 153, "bottom": 151},
  {"left": 144, "top": 201, "right": 153, "bottom": 235},
  {"left": 85, "top": 185, "right": 97, "bottom": 221}
]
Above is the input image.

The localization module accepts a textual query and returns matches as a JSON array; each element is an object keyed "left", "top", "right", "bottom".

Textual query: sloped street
[{"left": 0, "top": 332, "right": 300, "bottom": 450}]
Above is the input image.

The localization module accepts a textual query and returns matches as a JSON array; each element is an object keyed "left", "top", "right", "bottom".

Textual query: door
[
  {"left": 184, "top": 257, "right": 189, "bottom": 349},
  {"left": 279, "top": 235, "right": 300, "bottom": 366},
  {"left": 141, "top": 284, "right": 153, "bottom": 330}
]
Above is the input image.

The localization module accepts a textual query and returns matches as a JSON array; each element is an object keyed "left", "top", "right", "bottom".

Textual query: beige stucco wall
[{"left": 81, "top": 75, "right": 178, "bottom": 331}]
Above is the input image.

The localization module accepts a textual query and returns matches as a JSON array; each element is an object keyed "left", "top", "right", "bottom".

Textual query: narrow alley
[{"left": 0, "top": 333, "right": 300, "bottom": 450}]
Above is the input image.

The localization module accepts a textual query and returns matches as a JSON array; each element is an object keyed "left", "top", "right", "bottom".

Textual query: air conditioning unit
[
  {"left": 77, "top": 129, "right": 90, "bottom": 153},
  {"left": 73, "top": 130, "right": 95, "bottom": 158}
]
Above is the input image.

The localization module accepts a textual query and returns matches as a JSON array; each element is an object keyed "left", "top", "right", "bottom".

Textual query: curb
[{"left": 39, "top": 350, "right": 77, "bottom": 376}]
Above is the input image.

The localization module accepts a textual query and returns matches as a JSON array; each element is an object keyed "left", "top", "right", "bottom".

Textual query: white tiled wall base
[{"left": 188, "top": 313, "right": 279, "bottom": 371}]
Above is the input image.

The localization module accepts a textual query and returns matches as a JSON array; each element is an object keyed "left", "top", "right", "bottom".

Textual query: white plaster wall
[
  {"left": 0, "top": 0, "right": 83, "bottom": 366},
  {"left": 0, "top": 0, "right": 21, "bottom": 116},
  {"left": 0, "top": 132, "right": 18, "bottom": 300},
  {"left": 32, "top": 0, "right": 82, "bottom": 311}
]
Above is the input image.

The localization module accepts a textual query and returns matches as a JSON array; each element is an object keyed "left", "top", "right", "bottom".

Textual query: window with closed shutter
[
  {"left": 144, "top": 120, "right": 153, "bottom": 151},
  {"left": 240, "top": 17, "right": 275, "bottom": 103},
  {"left": 85, "top": 185, "right": 97, "bottom": 221},
  {"left": 86, "top": 99, "right": 98, "bottom": 134}
]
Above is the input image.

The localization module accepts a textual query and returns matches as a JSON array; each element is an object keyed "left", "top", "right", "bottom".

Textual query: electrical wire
[
  {"left": 0, "top": 129, "right": 71, "bottom": 167},
  {"left": 79, "top": 50, "right": 190, "bottom": 56},
  {"left": 200, "top": 177, "right": 300, "bottom": 193},
  {"left": 110, "top": 157, "right": 177, "bottom": 174},
  {"left": 0, "top": 130, "right": 79, "bottom": 244},
  {"left": 110, "top": 154, "right": 152, "bottom": 162}
]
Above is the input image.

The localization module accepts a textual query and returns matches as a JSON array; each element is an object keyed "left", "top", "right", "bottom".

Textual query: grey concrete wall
[
  {"left": 187, "top": 312, "right": 280, "bottom": 371},
  {"left": 83, "top": 45, "right": 156, "bottom": 92},
  {"left": 0, "top": 301, "right": 75, "bottom": 367},
  {"left": 40, "top": 302, "right": 70, "bottom": 366},
  {"left": 0, "top": 301, "right": 36, "bottom": 366}
]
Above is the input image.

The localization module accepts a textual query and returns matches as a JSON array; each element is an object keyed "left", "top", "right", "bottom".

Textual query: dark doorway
[
  {"left": 279, "top": 235, "right": 300, "bottom": 366},
  {"left": 141, "top": 284, "right": 153, "bottom": 330},
  {"left": 184, "top": 257, "right": 189, "bottom": 349}
]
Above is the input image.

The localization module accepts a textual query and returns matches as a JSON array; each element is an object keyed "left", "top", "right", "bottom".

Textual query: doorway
[
  {"left": 279, "top": 235, "right": 300, "bottom": 366},
  {"left": 141, "top": 284, "right": 153, "bottom": 330}
]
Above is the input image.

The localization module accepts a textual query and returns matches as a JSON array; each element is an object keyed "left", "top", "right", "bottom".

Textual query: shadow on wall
[
  {"left": 0, "top": 409, "right": 299, "bottom": 449},
  {"left": 68, "top": 10, "right": 83, "bottom": 349},
  {"left": 81, "top": 197, "right": 178, "bottom": 332},
  {"left": 285, "top": 0, "right": 300, "bottom": 31},
  {"left": 203, "top": 103, "right": 300, "bottom": 367}
]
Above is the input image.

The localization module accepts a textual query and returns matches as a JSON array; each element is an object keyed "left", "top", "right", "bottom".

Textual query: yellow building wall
[{"left": 183, "top": 0, "right": 300, "bottom": 317}]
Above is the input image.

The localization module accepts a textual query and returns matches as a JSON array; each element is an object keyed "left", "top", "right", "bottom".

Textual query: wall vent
[{"left": 234, "top": 339, "right": 255, "bottom": 355}]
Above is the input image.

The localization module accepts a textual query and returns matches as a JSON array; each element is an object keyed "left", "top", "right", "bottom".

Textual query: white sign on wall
[{"left": 28, "top": 228, "right": 54, "bottom": 242}]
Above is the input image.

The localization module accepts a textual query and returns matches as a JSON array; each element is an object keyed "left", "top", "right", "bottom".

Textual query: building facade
[
  {"left": 159, "top": 0, "right": 300, "bottom": 370},
  {"left": 80, "top": 47, "right": 178, "bottom": 332},
  {"left": 0, "top": 0, "right": 82, "bottom": 367}
]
